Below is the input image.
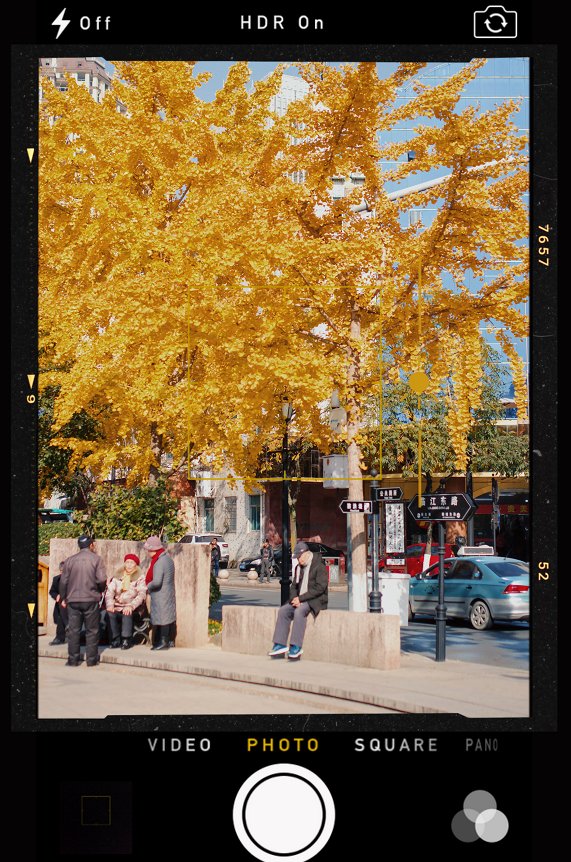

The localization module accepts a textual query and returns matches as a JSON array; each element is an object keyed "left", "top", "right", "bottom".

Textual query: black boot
[
  {"left": 109, "top": 637, "right": 121, "bottom": 649},
  {"left": 151, "top": 625, "right": 169, "bottom": 650},
  {"left": 153, "top": 639, "right": 170, "bottom": 651},
  {"left": 121, "top": 638, "right": 133, "bottom": 650}
]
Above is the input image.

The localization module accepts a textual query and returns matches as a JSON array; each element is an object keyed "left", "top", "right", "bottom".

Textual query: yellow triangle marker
[
  {"left": 27, "top": 603, "right": 35, "bottom": 618},
  {"left": 27, "top": 148, "right": 35, "bottom": 163},
  {"left": 27, "top": 374, "right": 35, "bottom": 389}
]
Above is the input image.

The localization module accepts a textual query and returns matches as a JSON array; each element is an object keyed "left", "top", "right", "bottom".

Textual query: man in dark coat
[
  {"left": 49, "top": 560, "right": 68, "bottom": 645},
  {"left": 259, "top": 540, "right": 274, "bottom": 584},
  {"left": 210, "top": 538, "right": 222, "bottom": 578},
  {"left": 59, "top": 536, "right": 107, "bottom": 667},
  {"left": 268, "top": 541, "right": 328, "bottom": 661}
]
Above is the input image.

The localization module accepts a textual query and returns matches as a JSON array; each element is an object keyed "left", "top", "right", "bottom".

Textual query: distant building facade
[{"left": 39, "top": 57, "right": 127, "bottom": 113}]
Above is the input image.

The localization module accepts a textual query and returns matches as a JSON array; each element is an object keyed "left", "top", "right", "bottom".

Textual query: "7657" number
[{"left": 538, "top": 224, "right": 551, "bottom": 266}]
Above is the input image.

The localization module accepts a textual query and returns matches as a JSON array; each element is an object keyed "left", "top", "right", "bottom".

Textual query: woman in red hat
[{"left": 105, "top": 553, "right": 147, "bottom": 649}]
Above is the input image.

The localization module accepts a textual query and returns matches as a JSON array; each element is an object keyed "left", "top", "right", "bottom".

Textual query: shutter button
[{"left": 232, "top": 764, "right": 336, "bottom": 862}]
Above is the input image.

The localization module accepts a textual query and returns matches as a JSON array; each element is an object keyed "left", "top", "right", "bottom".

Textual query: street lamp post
[
  {"left": 280, "top": 400, "right": 294, "bottom": 607},
  {"left": 435, "top": 521, "right": 447, "bottom": 661},
  {"left": 369, "top": 471, "right": 382, "bottom": 613}
]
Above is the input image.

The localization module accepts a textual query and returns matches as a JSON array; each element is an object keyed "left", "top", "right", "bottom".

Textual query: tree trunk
[
  {"left": 149, "top": 423, "right": 163, "bottom": 487},
  {"left": 288, "top": 481, "right": 300, "bottom": 548},
  {"left": 346, "top": 302, "right": 368, "bottom": 612},
  {"left": 446, "top": 521, "right": 468, "bottom": 545},
  {"left": 422, "top": 520, "right": 434, "bottom": 571}
]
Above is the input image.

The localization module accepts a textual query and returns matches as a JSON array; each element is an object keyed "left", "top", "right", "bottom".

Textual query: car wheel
[
  {"left": 408, "top": 603, "right": 415, "bottom": 622},
  {"left": 469, "top": 600, "right": 493, "bottom": 631}
]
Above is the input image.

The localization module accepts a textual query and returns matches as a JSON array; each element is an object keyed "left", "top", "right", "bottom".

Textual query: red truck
[{"left": 380, "top": 542, "right": 454, "bottom": 578}]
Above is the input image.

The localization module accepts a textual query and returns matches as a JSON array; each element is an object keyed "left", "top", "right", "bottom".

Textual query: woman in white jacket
[{"left": 105, "top": 554, "right": 147, "bottom": 649}]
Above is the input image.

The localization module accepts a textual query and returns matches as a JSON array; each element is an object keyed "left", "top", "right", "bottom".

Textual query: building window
[
  {"left": 204, "top": 499, "right": 214, "bottom": 532},
  {"left": 249, "top": 495, "right": 261, "bottom": 532},
  {"left": 76, "top": 73, "right": 85, "bottom": 82},
  {"left": 225, "top": 497, "right": 237, "bottom": 532}
]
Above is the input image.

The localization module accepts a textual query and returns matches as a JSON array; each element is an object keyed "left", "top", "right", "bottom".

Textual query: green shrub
[
  {"left": 210, "top": 574, "right": 221, "bottom": 609},
  {"left": 38, "top": 522, "right": 84, "bottom": 555},
  {"left": 84, "top": 479, "right": 185, "bottom": 542}
]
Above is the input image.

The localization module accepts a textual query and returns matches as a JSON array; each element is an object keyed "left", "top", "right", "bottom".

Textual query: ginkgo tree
[{"left": 39, "top": 59, "right": 528, "bottom": 601}]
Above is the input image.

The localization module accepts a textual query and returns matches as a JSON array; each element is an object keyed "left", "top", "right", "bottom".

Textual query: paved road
[
  {"left": 38, "top": 658, "right": 394, "bottom": 718},
  {"left": 212, "top": 585, "right": 529, "bottom": 670}
]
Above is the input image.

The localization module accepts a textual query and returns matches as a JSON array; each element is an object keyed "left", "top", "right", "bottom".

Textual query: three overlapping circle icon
[{"left": 452, "top": 790, "right": 510, "bottom": 843}]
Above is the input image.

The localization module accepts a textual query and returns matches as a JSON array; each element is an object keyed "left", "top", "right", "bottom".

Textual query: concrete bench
[{"left": 221, "top": 606, "right": 400, "bottom": 670}]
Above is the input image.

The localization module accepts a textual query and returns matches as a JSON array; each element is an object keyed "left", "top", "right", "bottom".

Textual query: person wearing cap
[
  {"left": 105, "top": 554, "right": 147, "bottom": 650},
  {"left": 268, "top": 541, "right": 328, "bottom": 661},
  {"left": 143, "top": 535, "right": 176, "bottom": 651},
  {"left": 59, "top": 536, "right": 107, "bottom": 667}
]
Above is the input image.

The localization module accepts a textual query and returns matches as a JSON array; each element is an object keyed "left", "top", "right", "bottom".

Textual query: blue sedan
[{"left": 408, "top": 555, "right": 529, "bottom": 630}]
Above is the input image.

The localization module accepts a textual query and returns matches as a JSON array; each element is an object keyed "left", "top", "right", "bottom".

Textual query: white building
[
  {"left": 39, "top": 57, "right": 127, "bottom": 113},
  {"left": 182, "top": 472, "right": 266, "bottom": 565}
]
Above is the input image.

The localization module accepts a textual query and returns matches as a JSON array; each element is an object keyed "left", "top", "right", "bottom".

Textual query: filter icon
[{"left": 451, "top": 790, "right": 510, "bottom": 843}]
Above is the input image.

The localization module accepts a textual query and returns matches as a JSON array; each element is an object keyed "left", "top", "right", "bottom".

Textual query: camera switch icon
[{"left": 474, "top": 5, "right": 518, "bottom": 38}]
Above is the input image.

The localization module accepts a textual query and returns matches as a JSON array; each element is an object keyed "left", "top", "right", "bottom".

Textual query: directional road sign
[
  {"left": 339, "top": 499, "right": 373, "bottom": 515},
  {"left": 372, "top": 486, "right": 403, "bottom": 502},
  {"left": 407, "top": 493, "right": 476, "bottom": 522}
]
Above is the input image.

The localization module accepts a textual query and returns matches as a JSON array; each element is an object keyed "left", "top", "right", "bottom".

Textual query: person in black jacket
[
  {"left": 268, "top": 541, "right": 328, "bottom": 661},
  {"left": 210, "top": 538, "right": 222, "bottom": 578},
  {"left": 259, "top": 540, "right": 274, "bottom": 583},
  {"left": 49, "top": 560, "right": 68, "bottom": 645}
]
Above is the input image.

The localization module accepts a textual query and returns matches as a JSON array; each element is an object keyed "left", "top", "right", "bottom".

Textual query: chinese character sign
[{"left": 385, "top": 503, "right": 405, "bottom": 553}]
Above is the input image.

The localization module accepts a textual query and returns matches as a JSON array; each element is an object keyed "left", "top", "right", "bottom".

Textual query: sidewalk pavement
[{"left": 38, "top": 640, "right": 528, "bottom": 718}]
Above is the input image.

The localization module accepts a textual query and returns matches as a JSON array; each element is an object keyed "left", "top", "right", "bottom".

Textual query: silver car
[
  {"left": 178, "top": 533, "right": 230, "bottom": 568},
  {"left": 408, "top": 556, "right": 529, "bottom": 630}
]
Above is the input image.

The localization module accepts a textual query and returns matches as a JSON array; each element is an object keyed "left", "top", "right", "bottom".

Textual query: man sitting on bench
[{"left": 268, "top": 541, "right": 328, "bottom": 661}]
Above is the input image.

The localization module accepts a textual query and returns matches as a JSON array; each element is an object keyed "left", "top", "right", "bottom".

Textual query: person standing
[
  {"left": 210, "top": 538, "right": 222, "bottom": 578},
  {"left": 105, "top": 554, "right": 147, "bottom": 650},
  {"left": 59, "top": 536, "right": 107, "bottom": 667},
  {"left": 144, "top": 535, "right": 176, "bottom": 651},
  {"left": 268, "top": 541, "right": 328, "bottom": 661},
  {"left": 259, "top": 540, "right": 274, "bottom": 584},
  {"left": 49, "top": 560, "right": 68, "bottom": 645}
]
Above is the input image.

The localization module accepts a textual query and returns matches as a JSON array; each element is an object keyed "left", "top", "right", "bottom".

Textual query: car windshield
[
  {"left": 486, "top": 561, "right": 529, "bottom": 579},
  {"left": 196, "top": 536, "right": 222, "bottom": 543}
]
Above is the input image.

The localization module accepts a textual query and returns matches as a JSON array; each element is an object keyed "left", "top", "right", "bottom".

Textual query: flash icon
[{"left": 52, "top": 8, "right": 71, "bottom": 39}]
